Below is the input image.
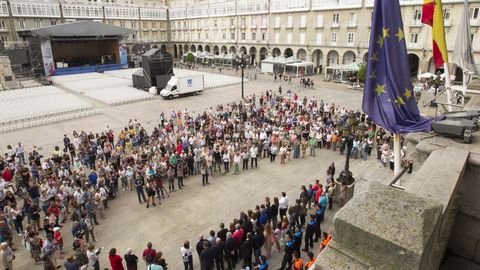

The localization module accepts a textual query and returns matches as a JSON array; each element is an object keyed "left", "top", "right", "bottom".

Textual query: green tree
[
  {"left": 357, "top": 63, "right": 367, "bottom": 82},
  {"left": 357, "top": 63, "right": 367, "bottom": 83},
  {"left": 186, "top": 52, "right": 195, "bottom": 63}
]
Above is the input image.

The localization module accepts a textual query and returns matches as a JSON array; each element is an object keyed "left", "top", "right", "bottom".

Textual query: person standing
[
  {"left": 109, "top": 248, "right": 125, "bottom": 270},
  {"left": 134, "top": 176, "right": 147, "bottom": 204},
  {"left": 200, "top": 241, "right": 214, "bottom": 270},
  {"left": 302, "top": 214, "right": 316, "bottom": 252},
  {"left": 278, "top": 193, "right": 288, "bottom": 221},
  {"left": 291, "top": 252, "right": 303, "bottom": 270},
  {"left": 87, "top": 244, "right": 102, "bottom": 270},
  {"left": 263, "top": 222, "right": 274, "bottom": 259},
  {"left": 233, "top": 152, "right": 241, "bottom": 175},
  {"left": 124, "top": 248, "right": 138, "bottom": 270},
  {"left": 142, "top": 242, "right": 157, "bottom": 266},
  {"left": 213, "top": 238, "right": 225, "bottom": 270},
  {"left": 0, "top": 242, "right": 13, "bottom": 270},
  {"left": 249, "top": 146, "right": 258, "bottom": 169},
  {"left": 277, "top": 234, "right": 294, "bottom": 270},
  {"left": 240, "top": 233, "right": 253, "bottom": 269},
  {"left": 252, "top": 228, "right": 265, "bottom": 265},
  {"left": 200, "top": 163, "right": 209, "bottom": 186},
  {"left": 304, "top": 251, "right": 316, "bottom": 270},
  {"left": 180, "top": 240, "right": 194, "bottom": 270},
  {"left": 145, "top": 181, "right": 156, "bottom": 208}
]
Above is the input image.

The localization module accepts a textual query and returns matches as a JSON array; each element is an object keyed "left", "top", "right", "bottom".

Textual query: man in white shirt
[
  {"left": 279, "top": 192, "right": 289, "bottom": 220},
  {"left": 249, "top": 145, "right": 258, "bottom": 169}
]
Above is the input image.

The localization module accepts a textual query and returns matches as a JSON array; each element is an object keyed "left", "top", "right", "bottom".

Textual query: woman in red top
[
  {"left": 2, "top": 168, "right": 12, "bottom": 182},
  {"left": 109, "top": 248, "right": 125, "bottom": 270}
]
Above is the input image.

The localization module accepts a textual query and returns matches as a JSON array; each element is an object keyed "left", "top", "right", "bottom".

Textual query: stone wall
[{"left": 314, "top": 143, "right": 474, "bottom": 270}]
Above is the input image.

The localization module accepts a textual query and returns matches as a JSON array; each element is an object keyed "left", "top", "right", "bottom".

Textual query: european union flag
[{"left": 363, "top": 0, "right": 433, "bottom": 133}]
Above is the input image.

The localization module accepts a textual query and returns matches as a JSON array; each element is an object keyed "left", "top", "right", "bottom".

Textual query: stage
[{"left": 18, "top": 21, "right": 134, "bottom": 76}]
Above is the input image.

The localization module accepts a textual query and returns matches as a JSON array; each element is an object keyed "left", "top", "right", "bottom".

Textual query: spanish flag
[{"left": 421, "top": 0, "right": 448, "bottom": 68}]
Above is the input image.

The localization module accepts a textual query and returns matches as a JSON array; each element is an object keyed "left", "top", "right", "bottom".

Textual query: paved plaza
[{"left": 7, "top": 73, "right": 410, "bottom": 270}]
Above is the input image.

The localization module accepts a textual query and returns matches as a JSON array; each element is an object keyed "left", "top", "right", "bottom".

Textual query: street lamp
[
  {"left": 240, "top": 52, "right": 245, "bottom": 99},
  {"left": 337, "top": 123, "right": 355, "bottom": 185}
]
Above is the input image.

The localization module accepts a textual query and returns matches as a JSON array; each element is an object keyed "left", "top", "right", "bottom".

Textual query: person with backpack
[
  {"left": 180, "top": 240, "right": 193, "bottom": 270},
  {"left": 142, "top": 242, "right": 156, "bottom": 266},
  {"left": 80, "top": 213, "right": 96, "bottom": 243}
]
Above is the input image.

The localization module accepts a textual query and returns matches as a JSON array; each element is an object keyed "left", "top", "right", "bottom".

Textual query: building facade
[
  {"left": 169, "top": 0, "right": 480, "bottom": 77},
  {"left": 0, "top": 0, "right": 479, "bottom": 77}
]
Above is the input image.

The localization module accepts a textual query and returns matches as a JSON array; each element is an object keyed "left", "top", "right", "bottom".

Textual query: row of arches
[
  {"left": 173, "top": 44, "right": 363, "bottom": 66},
  {"left": 172, "top": 43, "right": 428, "bottom": 77}
]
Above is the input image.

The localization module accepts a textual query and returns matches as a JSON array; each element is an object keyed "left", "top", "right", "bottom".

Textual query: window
[
  {"left": 131, "top": 21, "right": 136, "bottom": 28},
  {"left": 300, "top": 15, "right": 306, "bottom": 28},
  {"left": 331, "top": 32, "right": 338, "bottom": 44},
  {"left": 410, "top": 33, "right": 418, "bottom": 43},
  {"left": 198, "top": 33, "right": 200, "bottom": 39},
  {"left": 347, "top": 32, "right": 355, "bottom": 44},
  {"left": 241, "top": 32, "right": 245, "bottom": 40},
  {"left": 274, "top": 32, "right": 280, "bottom": 43},
  {"left": 252, "top": 32, "right": 256, "bottom": 41},
  {"left": 262, "top": 32, "right": 266, "bottom": 41},
  {"left": 18, "top": 20, "right": 26, "bottom": 29},
  {"left": 241, "top": 18, "right": 245, "bottom": 27},
  {"left": 251, "top": 16, "right": 256, "bottom": 27},
  {"left": 0, "top": 21, "right": 5, "bottom": 29},
  {"left": 443, "top": 8, "right": 450, "bottom": 21},
  {"left": 120, "top": 21, "right": 125, "bottom": 27},
  {"left": 51, "top": 20, "right": 57, "bottom": 26},
  {"left": 413, "top": 10, "right": 422, "bottom": 21},
  {"left": 223, "top": 33, "right": 226, "bottom": 40},
  {"left": 275, "top": 16, "right": 280, "bottom": 28},
  {"left": 470, "top": 7, "right": 479, "bottom": 19},
  {"left": 262, "top": 16, "right": 267, "bottom": 27},
  {"left": 214, "top": 19, "right": 217, "bottom": 27},
  {"left": 470, "top": 33, "right": 474, "bottom": 43},
  {"left": 0, "top": 36, "right": 7, "bottom": 43},
  {"left": 35, "top": 20, "right": 42, "bottom": 28},
  {"left": 317, "top": 14, "right": 323, "bottom": 27},
  {"left": 287, "top": 32, "right": 292, "bottom": 44},
  {"left": 316, "top": 32, "right": 322, "bottom": 45},
  {"left": 300, "top": 32, "right": 305, "bottom": 44},
  {"left": 230, "top": 18, "right": 234, "bottom": 26},
  {"left": 332, "top": 13, "right": 339, "bottom": 24},
  {"left": 206, "top": 33, "right": 209, "bottom": 39},
  {"left": 231, "top": 32, "right": 235, "bottom": 40},
  {"left": 287, "top": 16, "right": 292, "bottom": 28},
  {"left": 349, "top": 13, "right": 356, "bottom": 26}
]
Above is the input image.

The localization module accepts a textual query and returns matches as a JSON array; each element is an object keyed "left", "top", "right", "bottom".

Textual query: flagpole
[
  {"left": 462, "top": 72, "right": 468, "bottom": 106},
  {"left": 443, "top": 62, "right": 453, "bottom": 112},
  {"left": 393, "top": 134, "right": 401, "bottom": 178}
]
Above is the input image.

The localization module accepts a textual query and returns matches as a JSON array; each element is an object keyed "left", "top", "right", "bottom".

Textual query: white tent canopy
[
  {"left": 325, "top": 62, "right": 361, "bottom": 81},
  {"left": 261, "top": 56, "right": 301, "bottom": 73},
  {"left": 285, "top": 62, "right": 314, "bottom": 77}
]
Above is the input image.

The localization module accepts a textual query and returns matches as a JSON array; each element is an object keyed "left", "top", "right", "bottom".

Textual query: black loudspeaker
[{"left": 141, "top": 49, "right": 173, "bottom": 87}]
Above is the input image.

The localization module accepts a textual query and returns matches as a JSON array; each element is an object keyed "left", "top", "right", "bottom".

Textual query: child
[{"left": 53, "top": 227, "right": 64, "bottom": 259}]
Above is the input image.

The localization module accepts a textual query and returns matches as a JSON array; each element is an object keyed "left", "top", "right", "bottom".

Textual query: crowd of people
[
  {"left": 192, "top": 177, "right": 337, "bottom": 270},
  {"left": 0, "top": 84, "right": 396, "bottom": 270}
]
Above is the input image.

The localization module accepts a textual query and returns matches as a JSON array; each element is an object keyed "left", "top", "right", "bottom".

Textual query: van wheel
[{"left": 168, "top": 95, "right": 173, "bottom": 100}]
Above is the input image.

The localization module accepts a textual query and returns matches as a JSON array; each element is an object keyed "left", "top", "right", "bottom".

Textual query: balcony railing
[
  {"left": 312, "top": 0, "right": 362, "bottom": 10},
  {"left": 270, "top": 0, "right": 310, "bottom": 13}
]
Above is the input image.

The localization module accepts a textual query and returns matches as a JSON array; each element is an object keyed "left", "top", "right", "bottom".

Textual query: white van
[{"left": 159, "top": 75, "right": 204, "bottom": 99}]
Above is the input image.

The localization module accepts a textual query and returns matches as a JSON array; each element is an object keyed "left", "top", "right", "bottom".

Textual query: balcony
[
  {"left": 410, "top": 20, "right": 422, "bottom": 27},
  {"left": 347, "top": 22, "right": 357, "bottom": 28},
  {"left": 299, "top": 24, "right": 307, "bottom": 29},
  {"left": 312, "top": 0, "right": 362, "bottom": 10},
  {"left": 471, "top": 19, "right": 480, "bottom": 27},
  {"left": 408, "top": 43, "right": 419, "bottom": 49},
  {"left": 444, "top": 20, "right": 451, "bottom": 27},
  {"left": 270, "top": 0, "right": 310, "bottom": 13},
  {"left": 286, "top": 24, "right": 293, "bottom": 29},
  {"left": 331, "top": 23, "right": 339, "bottom": 28}
]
